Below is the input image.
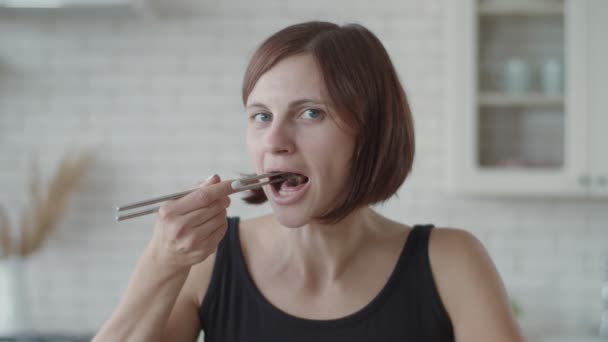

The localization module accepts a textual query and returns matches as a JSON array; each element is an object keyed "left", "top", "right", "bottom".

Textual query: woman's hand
[
  {"left": 148, "top": 174, "right": 235, "bottom": 270},
  {"left": 94, "top": 174, "right": 234, "bottom": 342}
]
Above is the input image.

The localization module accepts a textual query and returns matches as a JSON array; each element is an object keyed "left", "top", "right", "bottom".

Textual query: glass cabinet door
[
  {"left": 477, "top": 6, "right": 565, "bottom": 169},
  {"left": 446, "top": 0, "right": 589, "bottom": 195}
]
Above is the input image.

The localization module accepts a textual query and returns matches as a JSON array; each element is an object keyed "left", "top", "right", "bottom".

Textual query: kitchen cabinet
[
  {"left": 445, "top": 0, "right": 608, "bottom": 196},
  {"left": 586, "top": 0, "right": 608, "bottom": 197}
]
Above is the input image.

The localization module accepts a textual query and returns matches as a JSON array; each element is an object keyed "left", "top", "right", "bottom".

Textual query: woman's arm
[
  {"left": 93, "top": 247, "right": 193, "bottom": 341},
  {"left": 429, "top": 228, "right": 525, "bottom": 342},
  {"left": 93, "top": 175, "right": 232, "bottom": 342},
  {"left": 161, "top": 253, "right": 217, "bottom": 341}
]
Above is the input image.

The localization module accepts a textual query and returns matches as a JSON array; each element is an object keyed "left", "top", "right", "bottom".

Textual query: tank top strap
[
  {"left": 388, "top": 223, "right": 434, "bottom": 285},
  {"left": 406, "top": 224, "right": 435, "bottom": 257},
  {"left": 399, "top": 223, "right": 454, "bottom": 340}
]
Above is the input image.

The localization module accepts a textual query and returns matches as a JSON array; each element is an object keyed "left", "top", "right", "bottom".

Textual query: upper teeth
[{"left": 283, "top": 173, "right": 306, "bottom": 186}]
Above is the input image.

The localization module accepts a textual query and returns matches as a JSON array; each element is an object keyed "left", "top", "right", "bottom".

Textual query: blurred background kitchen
[{"left": 0, "top": 0, "right": 606, "bottom": 341}]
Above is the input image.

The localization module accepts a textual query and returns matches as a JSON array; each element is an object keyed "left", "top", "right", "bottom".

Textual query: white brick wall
[{"left": 0, "top": 0, "right": 606, "bottom": 339}]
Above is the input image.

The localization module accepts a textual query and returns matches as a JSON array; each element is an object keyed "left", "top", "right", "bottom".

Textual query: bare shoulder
[
  {"left": 427, "top": 227, "right": 525, "bottom": 341},
  {"left": 427, "top": 227, "right": 486, "bottom": 266},
  {"left": 426, "top": 227, "right": 487, "bottom": 309}
]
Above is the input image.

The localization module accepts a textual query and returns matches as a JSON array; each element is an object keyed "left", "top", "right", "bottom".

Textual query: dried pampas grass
[{"left": 0, "top": 149, "right": 94, "bottom": 258}]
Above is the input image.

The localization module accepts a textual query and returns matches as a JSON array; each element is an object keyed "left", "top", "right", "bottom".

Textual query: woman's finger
[
  {"left": 171, "top": 198, "right": 230, "bottom": 234},
  {"left": 189, "top": 210, "right": 229, "bottom": 242},
  {"left": 193, "top": 216, "right": 229, "bottom": 253},
  {"left": 159, "top": 177, "right": 235, "bottom": 217}
]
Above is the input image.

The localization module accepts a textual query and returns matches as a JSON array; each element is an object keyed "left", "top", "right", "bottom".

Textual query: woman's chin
[{"left": 271, "top": 209, "right": 311, "bottom": 228}]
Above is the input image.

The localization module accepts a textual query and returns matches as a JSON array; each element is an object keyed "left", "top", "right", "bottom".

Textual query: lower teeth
[
  {"left": 280, "top": 182, "right": 298, "bottom": 191},
  {"left": 279, "top": 179, "right": 307, "bottom": 192}
]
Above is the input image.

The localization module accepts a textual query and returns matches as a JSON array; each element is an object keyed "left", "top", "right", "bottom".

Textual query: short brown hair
[{"left": 242, "top": 21, "right": 415, "bottom": 224}]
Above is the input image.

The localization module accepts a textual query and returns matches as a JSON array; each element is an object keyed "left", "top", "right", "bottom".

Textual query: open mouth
[
  {"left": 270, "top": 172, "right": 309, "bottom": 192},
  {"left": 267, "top": 171, "right": 310, "bottom": 205}
]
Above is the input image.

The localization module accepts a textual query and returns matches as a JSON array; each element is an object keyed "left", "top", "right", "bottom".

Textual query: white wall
[{"left": 0, "top": 0, "right": 606, "bottom": 339}]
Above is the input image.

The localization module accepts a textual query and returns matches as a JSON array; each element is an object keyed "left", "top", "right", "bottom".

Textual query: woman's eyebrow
[
  {"left": 287, "top": 98, "right": 325, "bottom": 107},
  {"left": 246, "top": 98, "right": 325, "bottom": 110},
  {"left": 246, "top": 102, "right": 268, "bottom": 109}
]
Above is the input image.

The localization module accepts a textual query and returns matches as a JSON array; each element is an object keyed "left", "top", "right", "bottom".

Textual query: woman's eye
[
  {"left": 252, "top": 113, "right": 271, "bottom": 122},
  {"left": 301, "top": 108, "right": 322, "bottom": 120}
]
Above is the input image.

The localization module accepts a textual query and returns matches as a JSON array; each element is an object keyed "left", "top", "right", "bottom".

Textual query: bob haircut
[{"left": 242, "top": 21, "right": 415, "bottom": 224}]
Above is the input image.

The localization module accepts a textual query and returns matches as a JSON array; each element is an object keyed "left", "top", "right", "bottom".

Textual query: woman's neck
[{"left": 270, "top": 207, "right": 386, "bottom": 286}]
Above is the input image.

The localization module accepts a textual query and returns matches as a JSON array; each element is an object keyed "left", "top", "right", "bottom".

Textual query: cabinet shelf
[
  {"left": 478, "top": 1, "right": 564, "bottom": 16},
  {"left": 478, "top": 92, "right": 564, "bottom": 107},
  {"left": 445, "top": 0, "right": 608, "bottom": 196},
  {"left": 480, "top": 159, "right": 563, "bottom": 169}
]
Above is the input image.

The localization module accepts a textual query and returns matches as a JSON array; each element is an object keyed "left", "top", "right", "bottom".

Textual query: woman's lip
[
  {"left": 264, "top": 169, "right": 308, "bottom": 177},
  {"left": 269, "top": 179, "right": 311, "bottom": 205}
]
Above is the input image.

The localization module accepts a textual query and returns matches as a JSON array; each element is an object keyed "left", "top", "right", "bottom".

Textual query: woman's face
[{"left": 246, "top": 53, "right": 355, "bottom": 228}]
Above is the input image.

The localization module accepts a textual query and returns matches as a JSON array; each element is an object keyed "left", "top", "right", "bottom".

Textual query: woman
[{"left": 94, "top": 21, "right": 524, "bottom": 341}]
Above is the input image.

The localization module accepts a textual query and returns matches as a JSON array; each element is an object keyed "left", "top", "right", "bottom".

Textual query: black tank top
[{"left": 199, "top": 217, "right": 454, "bottom": 341}]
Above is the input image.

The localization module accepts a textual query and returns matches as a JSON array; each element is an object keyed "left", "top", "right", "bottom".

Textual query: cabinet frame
[{"left": 444, "top": 0, "right": 590, "bottom": 196}]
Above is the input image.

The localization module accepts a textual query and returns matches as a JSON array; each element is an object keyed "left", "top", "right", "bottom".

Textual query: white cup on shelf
[
  {"left": 503, "top": 58, "right": 531, "bottom": 95},
  {"left": 541, "top": 58, "right": 563, "bottom": 96}
]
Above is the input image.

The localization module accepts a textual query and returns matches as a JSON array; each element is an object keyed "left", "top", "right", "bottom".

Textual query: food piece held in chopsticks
[
  {"left": 232, "top": 172, "right": 308, "bottom": 192},
  {"left": 284, "top": 173, "right": 307, "bottom": 186},
  {"left": 266, "top": 172, "right": 309, "bottom": 193},
  {"left": 230, "top": 172, "right": 286, "bottom": 192}
]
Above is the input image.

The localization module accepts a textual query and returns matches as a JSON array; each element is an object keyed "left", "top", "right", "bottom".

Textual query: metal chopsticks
[{"left": 115, "top": 172, "right": 286, "bottom": 221}]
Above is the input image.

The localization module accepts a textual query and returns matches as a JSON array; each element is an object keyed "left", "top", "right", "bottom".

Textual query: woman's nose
[{"left": 263, "top": 122, "right": 295, "bottom": 155}]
